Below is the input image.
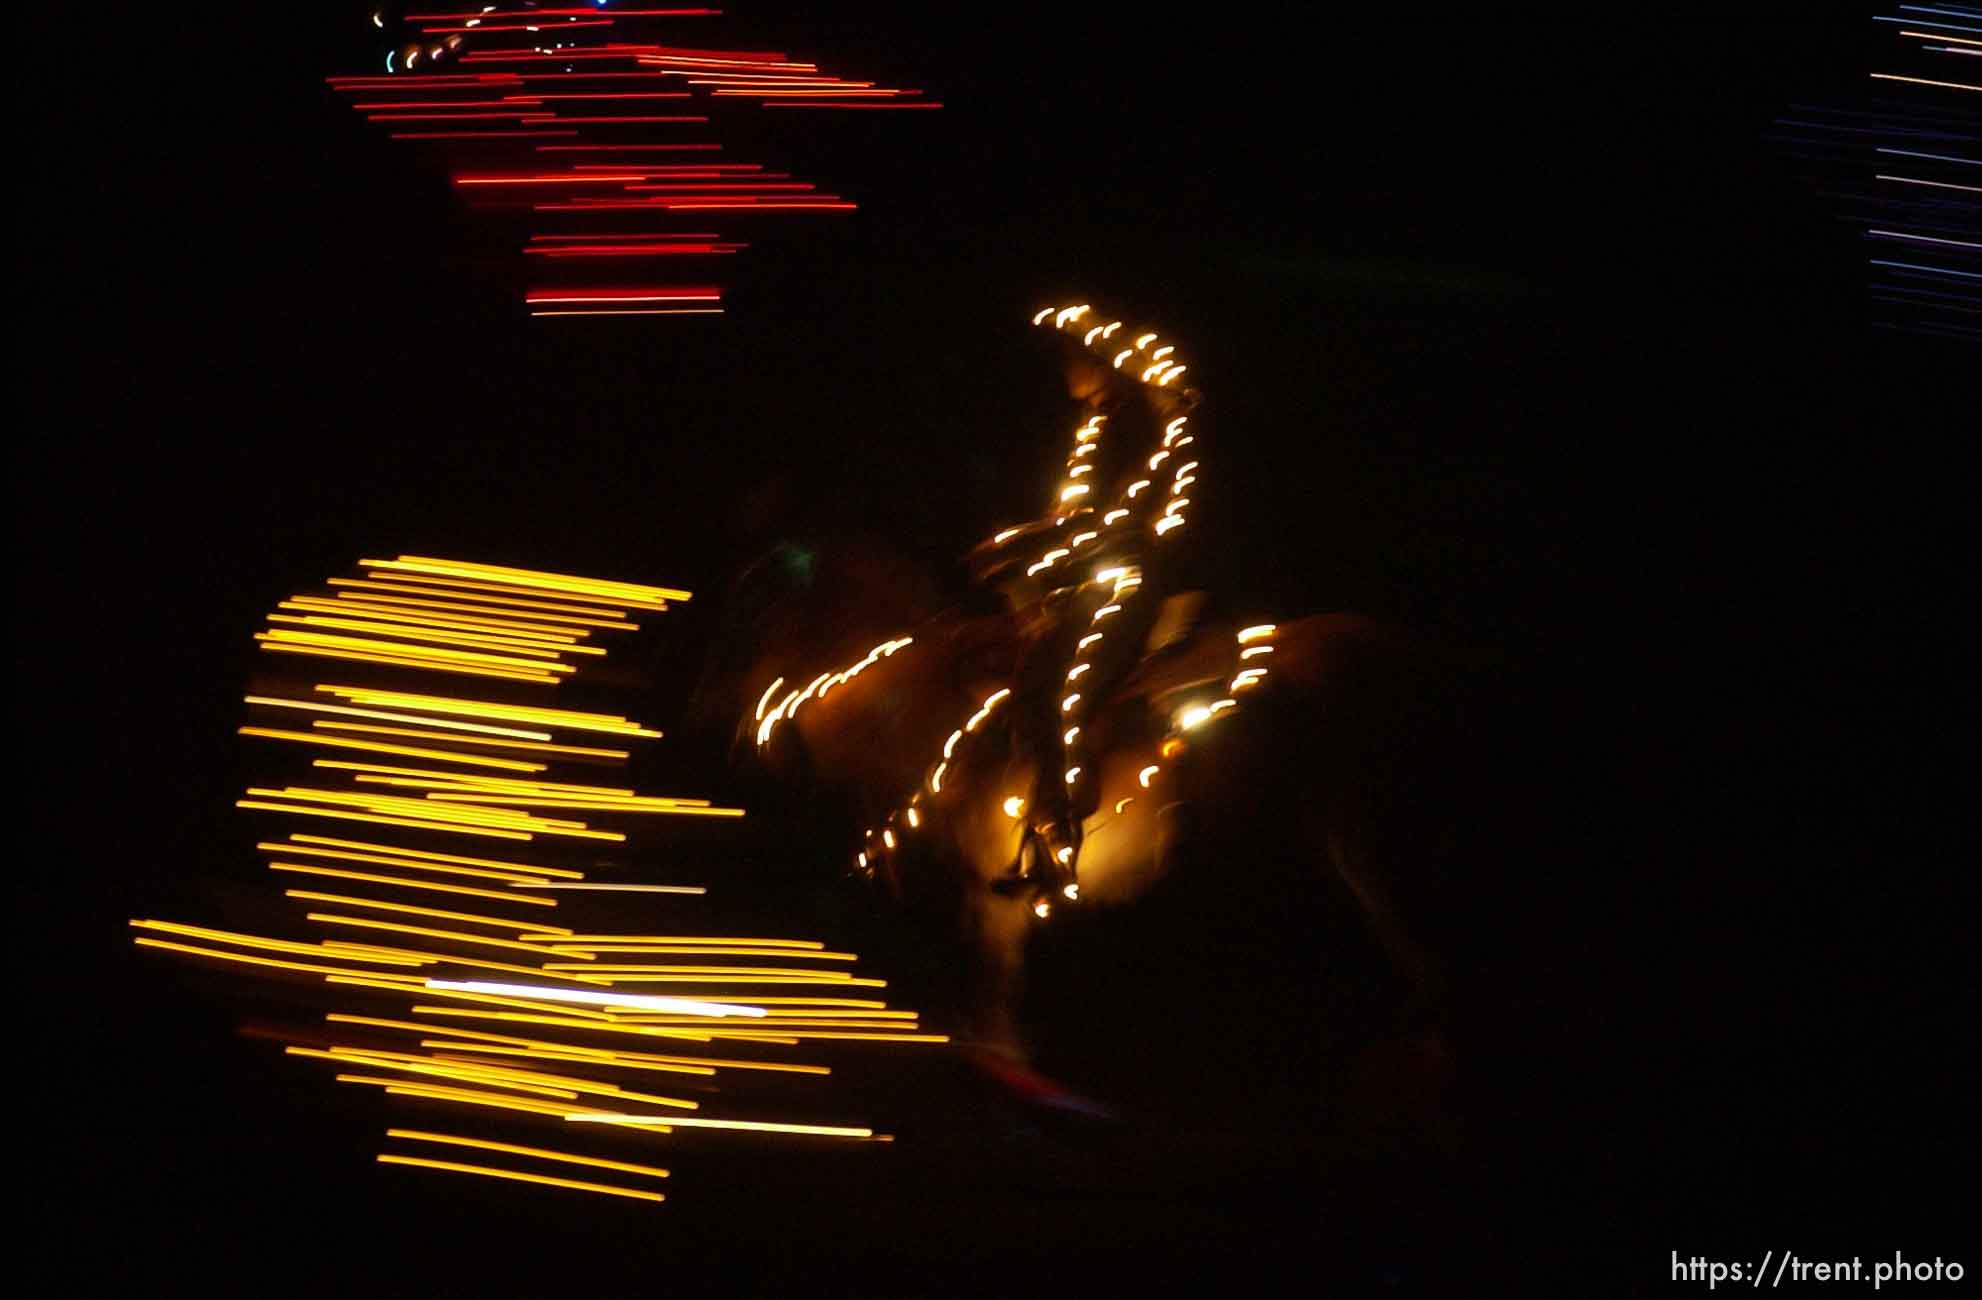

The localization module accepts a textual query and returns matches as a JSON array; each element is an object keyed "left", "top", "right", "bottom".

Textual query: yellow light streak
[
  {"left": 283, "top": 835, "right": 580, "bottom": 877},
  {"left": 1237, "top": 624, "right": 1277, "bottom": 643},
  {"left": 292, "top": 1048, "right": 583, "bottom": 1098},
  {"left": 127, "top": 919, "right": 428, "bottom": 966},
  {"left": 258, "top": 628, "right": 578, "bottom": 673},
  {"left": 238, "top": 727, "right": 546, "bottom": 770},
  {"left": 291, "top": 597, "right": 592, "bottom": 640},
  {"left": 544, "top": 964, "right": 860, "bottom": 978},
  {"left": 386, "top": 1130, "right": 669, "bottom": 1179},
  {"left": 418, "top": 1043, "right": 716, "bottom": 1076},
  {"left": 245, "top": 695, "right": 552, "bottom": 739},
  {"left": 571, "top": 1114, "right": 874, "bottom": 1138},
  {"left": 272, "top": 865, "right": 561, "bottom": 908},
  {"left": 325, "top": 977, "right": 620, "bottom": 1018},
  {"left": 237, "top": 800, "right": 534, "bottom": 839},
  {"left": 315, "top": 1046, "right": 698, "bottom": 1109},
  {"left": 316, "top": 764, "right": 645, "bottom": 798},
  {"left": 313, "top": 722, "right": 627, "bottom": 758},
  {"left": 304, "top": 911, "right": 582, "bottom": 955},
  {"left": 258, "top": 641, "right": 561, "bottom": 683},
  {"left": 398, "top": 1010, "right": 832, "bottom": 1070},
  {"left": 270, "top": 611, "right": 591, "bottom": 655},
  {"left": 421, "top": 795, "right": 743, "bottom": 817},
  {"left": 269, "top": 845, "right": 556, "bottom": 886},
  {"left": 131, "top": 936, "right": 420, "bottom": 981},
  {"left": 577, "top": 974, "right": 887, "bottom": 986},
  {"left": 1869, "top": 72, "right": 1981, "bottom": 91},
  {"left": 316, "top": 687, "right": 660, "bottom": 737},
  {"left": 315, "top": 941, "right": 601, "bottom": 985},
  {"left": 364, "top": 556, "right": 689, "bottom": 604},
  {"left": 352, "top": 570, "right": 659, "bottom": 610},
  {"left": 329, "top": 579, "right": 641, "bottom": 625},
  {"left": 528, "top": 936, "right": 826, "bottom": 948},
  {"left": 336, "top": 1074, "right": 590, "bottom": 1118},
  {"left": 323, "top": 1014, "right": 828, "bottom": 1078},
  {"left": 376, "top": 1154, "right": 665, "bottom": 1202}
]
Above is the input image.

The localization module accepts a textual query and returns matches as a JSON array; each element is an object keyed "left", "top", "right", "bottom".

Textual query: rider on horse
[{"left": 965, "top": 306, "right": 1205, "bottom": 910}]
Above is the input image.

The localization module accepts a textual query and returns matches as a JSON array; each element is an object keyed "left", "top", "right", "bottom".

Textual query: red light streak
[
  {"left": 762, "top": 102, "right": 942, "bottom": 110},
  {"left": 353, "top": 100, "right": 545, "bottom": 109},
  {"left": 503, "top": 92, "right": 692, "bottom": 100},
  {"left": 420, "top": 22, "right": 617, "bottom": 34},
  {"left": 529, "top": 308, "right": 724, "bottom": 317},
  {"left": 366, "top": 111, "right": 551, "bottom": 121},
  {"left": 392, "top": 130, "right": 581, "bottom": 139},
  {"left": 523, "top": 288, "right": 721, "bottom": 303},
  {"left": 529, "top": 233, "right": 726, "bottom": 240},
  {"left": 405, "top": 7, "right": 721, "bottom": 16},
  {"left": 524, "top": 244, "right": 741, "bottom": 257},
  {"left": 534, "top": 143, "right": 723, "bottom": 151},
  {"left": 546, "top": 115, "right": 709, "bottom": 124},
  {"left": 454, "top": 174, "right": 648, "bottom": 185}
]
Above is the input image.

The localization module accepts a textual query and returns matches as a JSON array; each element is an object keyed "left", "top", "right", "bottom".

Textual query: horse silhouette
[{"left": 687, "top": 306, "right": 1533, "bottom": 1141}]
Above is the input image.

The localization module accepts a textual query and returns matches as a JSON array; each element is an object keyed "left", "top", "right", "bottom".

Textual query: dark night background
[{"left": 13, "top": 2, "right": 1974, "bottom": 1294}]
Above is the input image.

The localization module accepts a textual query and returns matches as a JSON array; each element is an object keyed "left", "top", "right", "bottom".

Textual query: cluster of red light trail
[{"left": 335, "top": 4, "right": 939, "bottom": 318}]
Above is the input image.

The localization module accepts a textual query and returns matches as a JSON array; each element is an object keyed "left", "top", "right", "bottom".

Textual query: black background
[{"left": 14, "top": 3, "right": 1973, "bottom": 1294}]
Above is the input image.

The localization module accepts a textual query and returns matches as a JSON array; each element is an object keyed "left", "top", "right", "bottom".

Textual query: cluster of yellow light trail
[
  {"left": 139, "top": 554, "right": 943, "bottom": 1206},
  {"left": 754, "top": 635, "right": 913, "bottom": 749},
  {"left": 253, "top": 555, "right": 683, "bottom": 684}
]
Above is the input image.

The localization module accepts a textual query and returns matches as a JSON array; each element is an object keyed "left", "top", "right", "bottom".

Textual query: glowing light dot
[
  {"left": 882, "top": 829, "right": 896, "bottom": 849},
  {"left": 1177, "top": 706, "right": 1213, "bottom": 730},
  {"left": 905, "top": 808, "right": 920, "bottom": 828},
  {"left": 1032, "top": 307, "right": 1055, "bottom": 325},
  {"left": 1237, "top": 624, "right": 1277, "bottom": 643},
  {"left": 1127, "top": 480, "right": 1151, "bottom": 498},
  {"left": 1138, "top": 765, "right": 1159, "bottom": 787},
  {"left": 1134, "top": 333, "right": 1157, "bottom": 350},
  {"left": 1064, "top": 767, "right": 1081, "bottom": 784},
  {"left": 1059, "top": 485, "right": 1090, "bottom": 502},
  {"left": 1113, "top": 798, "right": 1134, "bottom": 814},
  {"left": 1063, "top": 883, "right": 1080, "bottom": 900},
  {"left": 1067, "top": 664, "right": 1090, "bottom": 680},
  {"left": 1063, "top": 727, "right": 1081, "bottom": 745},
  {"left": 1033, "top": 900, "right": 1051, "bottom": 919},
  {"left": 1092, "top": 604, "right": 1121, "bottom": 620},
  {"left": 1002, "top": 796, "right": 1025, "bottom": 818},
  {"left": 1083, "top": 326, "right": 1104, "bottom": 345},
  {"left": 1103, "top": 509, "right": 1129, "bottom": 525},
  {"left": 993, "top": 527, "right": 1023, "bottom": 544},
  {"left": 1061, "top": 694, "right": 1081, "bottom": 712},
  {"left": 1077, "top": 633, "right": 1104, "bottom": 650},
  {"left": 1055, "top": 846, "right": 1074, "bottom": 864},
  {"left": 1151, "top": 346, "right": 1174, "bottom": 361},
  {"left": 1112, "top": 350, "right": 1133, "bottom": 369}
]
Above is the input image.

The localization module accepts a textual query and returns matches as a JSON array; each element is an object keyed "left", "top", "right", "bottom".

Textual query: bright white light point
[
  {"left": 882, "top": 829, "right": 896, "bottom": 848},
  {"left": 1064, "top": 767, "right": 1081, "bottom": 783},
  {"left": 930, "top": 762, "right": 946, "bottom": 792},
  {"left": 1083, "top": 326, "right": 1104, "bottom": 345},
  {"left": 1060, "top": 485, "right": 1090, "bottom": 502},
  {"left": 1032, "top": 307, "right": 1055, "bottom": 325},
  {"left": 1134, "top": 333, "right": 1156, "bottom": 349},
  {"left": 1092, "top": 604, "right": 1121, "bottom": 619},
  {"left": 1103, "top": 509, "right": 1129, "bottom": 525},
  {"left": 1055, "top": 846, "right": 1074, "bottom": 863},
  {"left": 905, "top": 808, "right": 920, "bottom": 828},
  {"left": 1071, "top": 531, "right": 1098, "bottom": 546},
  {"left": 1159, "top": 367, "right": 1186, "bottom": 386},
  {"left": 1241, "top": 646, "right": 1274, "bottom": 659},
  {"left": 1208, "top": 699, "right": 1237, "bottom": 714},
  {"left": 858, "top": 851, "right": 867, "bottom": 867},
  {"left": 1002, "top": 796, "right": 1025, "bottom": 817},
  {"left": 994, "top": 527, "right": 1022, "bottom": 544},
  {"left": 1078, "top": 633, "right": 1104, "bottom": 649},
  {"left": 424, "top": 980, "right": 766, "bottom": 1019},
  {"left": 1069, "top": 464, "right": 1094, "bottom": 477},
  {"left": 1127, "top": 481, "right": 1151, "bottom": 498},
  {"left": 1151, "top": 346, "right": 1174, "bottom": 361},
  {"left": 1177, "top": 706, "right": 1213, "bottom": 730},
  {"left": 1138, "top": 765, "right": 1159, "bottom": 787},
  {"left": 1033, "top": 900, "right": 1051, "bottom": 918},
  {"left": 1067, "top": 664, "right": 1090, "bottom": 680},
  {"left": 1113, "top": 797, "right": 1134, "bottom": 814},
  {"left": 1095, "top": 566, "right": 1127, "bottom": 583},
  {"left": 985, "top": 688, "right": 1011, "bottom": 706},
  {"left": 1237, "top": 624, "right": 1277, "bottom": 643},
  {"left": 1063, "top": 727, "right": 1081, "bottom": 745},
  {"left": 1149, "top": 451, "right": 1171, "bottom": 470},
  {"left": 1063, "top": 883, "right": 1080, "bottom": 900},
  {"left": 1112, "top": 350, "right": 1132, "bottom": 368},
  {"left": 942, "top": 730, "right": 963, "bottom": 759},
  {"left": 1165, "top": 498, "right": 1190, "bottom": 515},
  {"left": 1061, "top": 694, "right": 1081, "bottom": 712}
]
